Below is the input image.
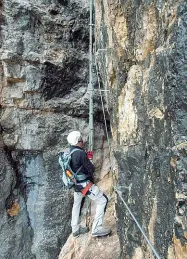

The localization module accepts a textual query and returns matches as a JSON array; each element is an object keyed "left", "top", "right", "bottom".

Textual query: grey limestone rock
[{"left": 0, "top": 0, "right": 107, "bottom": 259}]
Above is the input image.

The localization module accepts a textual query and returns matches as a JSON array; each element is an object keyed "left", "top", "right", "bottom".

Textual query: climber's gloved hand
[{"left": 87, "top": 150, "right": 93, "bottom": 160}]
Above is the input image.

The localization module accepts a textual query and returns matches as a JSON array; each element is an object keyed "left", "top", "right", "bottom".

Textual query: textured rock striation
[
  {"left": 95, "top": 0, "right": 187, "bottom": 258},
  {"left": 1, "top": 0, "right": 187, "bottom": 259},
  {"left": 0, "top": 1, "right": 107, "bottom": 259}
]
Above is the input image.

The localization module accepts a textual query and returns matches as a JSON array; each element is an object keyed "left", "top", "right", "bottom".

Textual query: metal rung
[
  {"left": 89, "top": 24, "right": 108, "bottom": 28},
  {"left": 87, "top": 89, "right": 109, "bottom": 92}
]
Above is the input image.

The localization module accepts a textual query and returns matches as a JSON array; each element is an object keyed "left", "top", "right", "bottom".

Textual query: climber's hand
[{"left": 87, "top": 150, "right": 93, "bottom": 160}]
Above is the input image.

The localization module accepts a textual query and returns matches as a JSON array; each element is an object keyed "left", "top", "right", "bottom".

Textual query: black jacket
[{"left": 70, "top": 146, "right": 95, "bottom": 182}]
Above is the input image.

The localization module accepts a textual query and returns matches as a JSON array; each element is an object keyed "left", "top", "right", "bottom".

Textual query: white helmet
[{"left": 67, "top": 131, "right": 82, "bottom": 146}]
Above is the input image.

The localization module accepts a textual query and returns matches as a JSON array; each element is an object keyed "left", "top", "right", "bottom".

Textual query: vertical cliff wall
[
  {"left": 1, "top": 0, "right": 187, "bottom": 258},
  {"left": 95, "top": 0, "right": 187, "bottom": 258},
  {"left": 0, "top": 1, "right": 106, "bottom": 259}
]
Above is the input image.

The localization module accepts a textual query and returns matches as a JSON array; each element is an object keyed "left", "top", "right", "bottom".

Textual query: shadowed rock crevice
[
  {"left": 57, "top": 0, "right": 68, "bottom": 6},
  {"left": 41, "top": 59, "right": 87, "bottom": 101}
]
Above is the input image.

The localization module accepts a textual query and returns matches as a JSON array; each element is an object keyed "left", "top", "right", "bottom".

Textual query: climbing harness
[{"left": 81, "top": 182, "right": 93, "bottom": 196}]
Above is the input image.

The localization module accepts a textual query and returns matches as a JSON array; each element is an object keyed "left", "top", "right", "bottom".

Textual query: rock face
[
  {"left": 95, "top": 0, "right": 187, "bottom": 258},
  {"left": 1, "top": 0, "right": 187, "bottom": 259},
  {"left": 0, "top": 1, "right": 107, "bottom": 259}
]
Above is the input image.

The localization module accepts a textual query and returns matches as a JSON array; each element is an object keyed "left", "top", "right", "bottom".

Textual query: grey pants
[{"left": 71, "top": 183, "right": 108, "bottom": 234}]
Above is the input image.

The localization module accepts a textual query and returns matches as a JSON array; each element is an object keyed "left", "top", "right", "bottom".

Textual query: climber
[{"left": 67, "top": 130, "right": 111, "bottom": 237}]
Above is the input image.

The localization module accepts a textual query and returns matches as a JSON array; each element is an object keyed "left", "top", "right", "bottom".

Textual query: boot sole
[{"left": 92, "top": 231, "right": 111, "bottom": 237}]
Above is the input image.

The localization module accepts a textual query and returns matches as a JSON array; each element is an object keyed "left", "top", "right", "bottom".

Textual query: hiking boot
[
  {"left": 92, "top": 227, "right": 111, "bottom": 237},
  {"left": 73, "top": 226, "right": 89, "bottom": 237}
]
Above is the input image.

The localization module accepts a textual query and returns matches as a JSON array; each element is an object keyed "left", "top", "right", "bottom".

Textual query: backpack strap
[
  {"left": 69, "top": 148, "right": 83, "bottom": 156},
  {"left": 75, "top": 165, "right": 83, "bottom": 176},
  {"left": 69, "top": 148, "right": 85, "bottom": 180}
]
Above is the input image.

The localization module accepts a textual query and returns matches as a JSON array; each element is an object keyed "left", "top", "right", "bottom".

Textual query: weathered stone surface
[
  {"left": 1, "top": 0, "right": 187, "bottom": 258},
  {"left": 0, "top": 140, "right": 34, "bottom": 259},
  {"left": 95, "top": 0, "right": 187, "bottom": 258},
  {"left": 0, "top": 0, "right": 108, "bottom": 258}
]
